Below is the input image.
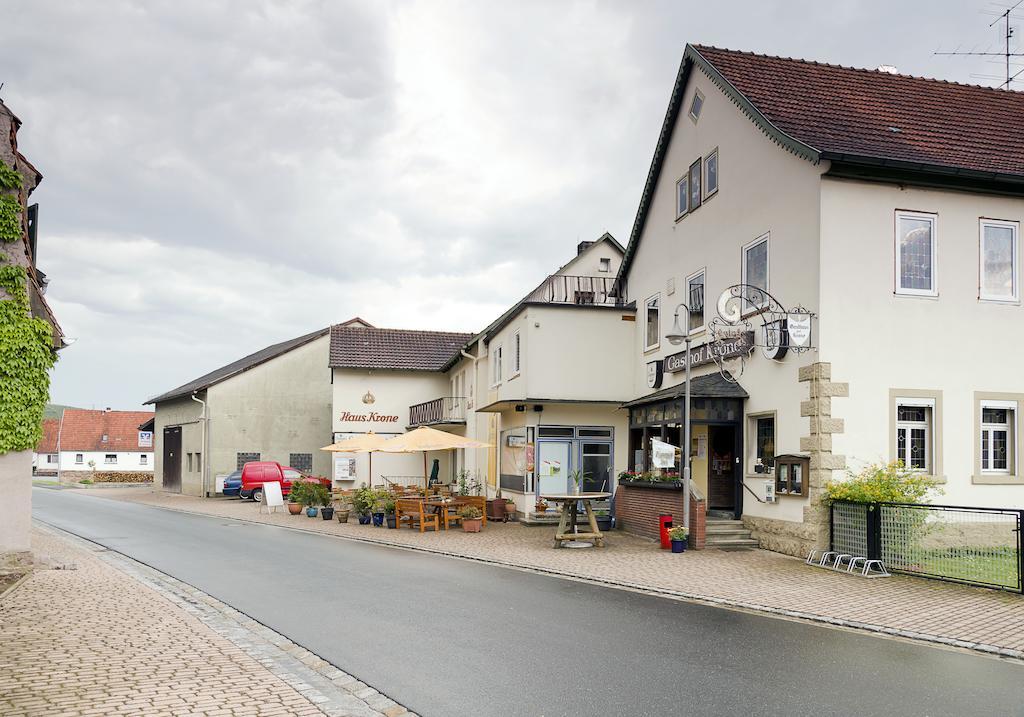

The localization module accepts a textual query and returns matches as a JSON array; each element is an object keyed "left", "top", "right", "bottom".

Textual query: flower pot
[
  {"left": 504, "top": 502, "right": 517, "bottom": 519},
  {"left": 462, "top": 518, "right": 483, "bottom": 533},
  {"left": 336, "top": 510, "right": 350, "bottom": 524},
  {"left": 386, "top": 513, "right": 397, "bottom": 529},
  {"left": 372, "top": 512, "right": 385, "bottom": 527},
  {"left": 288, "top": 503, "right": 303, "bottom": 515},
  {"left": 596, "top": 515, "right": 613, "bottom": 532},
  {"left": 305, "top": 507, "right": 318, "bottom": 518},
  {"left": 535, "top": 502, "right": 548, "bottom": 513},
  {"left": 320, "top": 506, "right": 335, "bottom": 520},
  {"left": 358, "top": 514, "right": 372, "bottom": 525},
  {"left": 671, "top": 539, "right": 687, "bottom": 553},
  {"left": 486, "top": 499, "right": 505, "bottom": 521}
]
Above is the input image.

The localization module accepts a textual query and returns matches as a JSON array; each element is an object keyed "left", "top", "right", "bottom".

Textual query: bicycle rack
[{"left": 806, "top": 549, "right": 890, "bottom": 578}]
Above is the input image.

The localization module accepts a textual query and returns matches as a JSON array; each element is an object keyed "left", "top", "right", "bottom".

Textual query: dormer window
[{"left": 689, "top": 90, "right": 704, "bottom": 122}]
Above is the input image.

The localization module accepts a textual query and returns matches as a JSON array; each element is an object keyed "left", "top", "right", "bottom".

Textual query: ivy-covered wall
[{"left": 0, "top": 161, "right": 56, "bottom": 454}]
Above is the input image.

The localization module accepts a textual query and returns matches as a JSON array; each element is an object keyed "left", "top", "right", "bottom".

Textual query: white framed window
[
  {"left": 644, "top": 294, "right": 660, "bottom": 350},
  {"left": 895, "top": 399, "right": 934, "bottom": 472},
  {"left": 491, "top": 343, "right": 503, "bottom": 386},
  {"left": 598, "top": 257, "right": 611, "bottom": 273},
  {"left": 685, "top": 269, "right": 705, "bottom": 334},
  {"left": 676, "top": 175, "right": 688, "bottom": 219},
  {"left": 75, "top": 453, "right": 83, "bottom": 464},
  {"left": 895, "top": 211, "right": 937, "bottom": 296},
  {"left": 980, "top": 219, "right": 1018, "bottom": 302},
  {"left": 47, "top": 454, "right": 57, "bottom": 464},
  {"left": 689, "top": 89, "right": 704, "bottom": 122},
  {"left": 980, "top": 400, "right": 1016, "bottom": 474},
  {"left": 511, "top": 331, "right": 521, "bottom": 376},
  {"left": 140, "top": 454, "right": 148, "bottom": 465},
  {"left": 742, "top": 234, "right": 770, "bottom": 312},
  {"left": 104, "top": 454, "right": 117, "bottom": 465},
  {"left": 704, "top": 148, "right": 719, "bottom": 198},
  {"left": 688, "top": 158, "right": 702, "bottom": 212}
]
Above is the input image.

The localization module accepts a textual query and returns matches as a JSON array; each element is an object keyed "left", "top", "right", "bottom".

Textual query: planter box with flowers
[{"left": 460, "top": 505, "right": 484, "bottom": 532}]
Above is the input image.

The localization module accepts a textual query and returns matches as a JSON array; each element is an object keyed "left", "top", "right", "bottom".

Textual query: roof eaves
[
  {"left": 617, "top": 43, "right": 822, "bottom": 285},
  {"left": 146, "top": 327, "right": 328, "bottom": 405}
]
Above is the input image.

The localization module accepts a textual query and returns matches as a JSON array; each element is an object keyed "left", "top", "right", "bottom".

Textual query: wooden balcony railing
[{"left": 408, "top": 397, "right": 468, "bottom": 427}]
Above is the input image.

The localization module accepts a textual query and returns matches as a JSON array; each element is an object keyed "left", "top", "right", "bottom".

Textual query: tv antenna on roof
[{"left": 935, "top": 0, "right": 1024, "bottom": 90}]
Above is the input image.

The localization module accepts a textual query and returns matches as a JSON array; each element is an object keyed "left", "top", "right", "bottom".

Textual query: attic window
[
  {"left": 689, "top": 90, "right": 704, "bottom": 122},
  {"left": 599, "top": 257, "right": 611, "bottom": 273}
]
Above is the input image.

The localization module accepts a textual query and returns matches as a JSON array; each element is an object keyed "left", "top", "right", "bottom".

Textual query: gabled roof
[
  {"left": 329, "top": 326, "right": 474, "bottom": 371},
  {"left": 146, "top": 326, "right": 329, "bottom": 404},
  {"left": 36, "top": 418, "right": 60, "bottom": 453},
  {"left": 439, "top": 232, "right": 630, "bottom": 371},
  {"left": 47, "top": 409, "right": 156, "bottom": 452},
  {"left": 619, "top": 43, "right": 1024, "bottom": 283}
]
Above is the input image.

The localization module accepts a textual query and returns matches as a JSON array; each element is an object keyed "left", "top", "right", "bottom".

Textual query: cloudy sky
[{"left": 3, "top": 0, "right": 1013, "bottom": 410}]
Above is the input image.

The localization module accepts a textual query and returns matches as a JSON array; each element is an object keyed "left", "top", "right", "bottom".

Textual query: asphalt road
[{"left": 32, "top": 488, "right": 1024, "bottom": 717}]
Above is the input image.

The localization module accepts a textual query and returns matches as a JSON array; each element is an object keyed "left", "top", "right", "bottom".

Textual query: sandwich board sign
[{"left": 260, "top": 481, "right": 284, "bottom": 514}]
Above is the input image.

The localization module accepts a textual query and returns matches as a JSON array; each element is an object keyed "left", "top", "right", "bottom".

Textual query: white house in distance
[
  {"left": 35, "top": 408, "right": 155, "bottom": 478},
  {"left": 614, "top": 43, "right": 1024, "bottom": 555}
]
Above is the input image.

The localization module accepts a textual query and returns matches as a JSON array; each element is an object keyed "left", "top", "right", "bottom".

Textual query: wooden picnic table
[{"left": 540, "top": 492, "right": 612, "bottom": 548}]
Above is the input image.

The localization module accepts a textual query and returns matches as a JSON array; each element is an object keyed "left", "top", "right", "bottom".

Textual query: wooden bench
[{"left": 395, "top": 498, "right": 439, "bottom": 533}]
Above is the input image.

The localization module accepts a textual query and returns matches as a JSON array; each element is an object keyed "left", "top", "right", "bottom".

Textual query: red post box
[{"left": 658, "top": 514, "right": 673, "bottom": 549}]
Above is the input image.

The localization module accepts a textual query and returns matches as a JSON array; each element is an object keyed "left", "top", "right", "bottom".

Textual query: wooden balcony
[{"left": 408, "top": 397, "right": 467, "bottom": 427}]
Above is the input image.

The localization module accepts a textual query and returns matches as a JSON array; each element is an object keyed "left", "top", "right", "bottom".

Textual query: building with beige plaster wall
[
  {"left": 146, "top": 322, "right": 371, "bottom": 496},
  {"left": 614, "top": 44, "right": 1024, "bottom": 556}
]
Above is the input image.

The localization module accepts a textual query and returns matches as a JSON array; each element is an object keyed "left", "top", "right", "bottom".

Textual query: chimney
[{"left": 577, "top": 240, "right": 595, "bottom": 255}]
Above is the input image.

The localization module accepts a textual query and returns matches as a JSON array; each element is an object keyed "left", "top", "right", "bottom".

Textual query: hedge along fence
[{"left": 65, "top": 471, "right": 154, "bottom": 484}]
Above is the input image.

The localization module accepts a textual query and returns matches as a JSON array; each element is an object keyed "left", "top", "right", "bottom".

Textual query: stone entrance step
[{"left": 705, "top": 518, "right": 759, "bottom": 549}]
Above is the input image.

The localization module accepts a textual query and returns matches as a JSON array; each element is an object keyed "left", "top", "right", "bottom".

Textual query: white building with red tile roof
[{"left": 34, "top": 408, "right": 155, "bottom": 476}]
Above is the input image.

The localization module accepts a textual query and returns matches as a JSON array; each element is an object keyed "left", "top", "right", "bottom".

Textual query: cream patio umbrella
[
  {"left": 377, "top": 426, "right": 490, "bottom": 491},
  {"left": 320, "top": 431, "right": 393, "bottom": 487}
]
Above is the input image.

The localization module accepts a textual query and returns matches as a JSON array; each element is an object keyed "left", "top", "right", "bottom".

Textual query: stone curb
[
  {"left": 0, "top": 570, "right": 34, "bottom": 601},
  {"left": 116, "top": 499, "right": 1024, "bottom": 664},
  {"left": 33, "top": 521, "right": 416, "bottom": 717}
]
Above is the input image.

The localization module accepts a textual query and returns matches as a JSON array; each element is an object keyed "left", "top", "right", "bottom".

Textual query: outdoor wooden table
[
  {"left": 540, "top": 492, "right": 612, "bottom": 548},
  {"left": 424, "top": 497, "right": 463, "bottom": 529}
]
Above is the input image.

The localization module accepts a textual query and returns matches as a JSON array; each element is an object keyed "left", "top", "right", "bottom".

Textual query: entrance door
[
  {"left": 707, "top": 425, "right": 735, "bottom": 512},
  {"left": 163, "top": 426, "right": 182, "bottom": 493},
  {"left": 536, "top": 440, "right": 572, "bottom": 497},
  {"left": 580, "top": 442, "right": 613, "bottom": 493}
]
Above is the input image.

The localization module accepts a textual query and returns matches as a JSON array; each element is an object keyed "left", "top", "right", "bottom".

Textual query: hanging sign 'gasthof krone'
[
  {"left": 647, "top": 360, "right": 664, "bottom": 389},
  {"left": 787, "top": 312, "right": 812, "bottom": 348}
]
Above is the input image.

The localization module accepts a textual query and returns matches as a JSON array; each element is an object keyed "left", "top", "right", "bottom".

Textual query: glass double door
[{"left": 536, "top": 440, "right": 613, "bottom": 497}]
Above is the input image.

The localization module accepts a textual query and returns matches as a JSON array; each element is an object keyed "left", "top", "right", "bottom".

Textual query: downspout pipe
[{"left": 190, "top": 392, "right": 208, "bottom": 497}]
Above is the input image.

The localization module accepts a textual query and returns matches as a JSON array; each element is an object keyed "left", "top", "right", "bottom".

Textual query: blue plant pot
[
  {"left": 305, "top": 507, "right": 318, "bottom": 517},
  {"left": 372, "top": 512, "right": 385, "bottom": 526},
  {"left": 358, "top": 514, "right": 372, "bottom": 525},
  {"left": 671, "top": 539, "right": 687, "bottom": 553}
]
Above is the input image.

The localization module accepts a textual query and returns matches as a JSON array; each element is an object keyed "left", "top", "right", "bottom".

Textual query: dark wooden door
[
  {"left": 163, "top": 426, "right": 182, "bottom": 493},
  {"left": 708, "top": 426, "right": 735, "bottom": 511}
]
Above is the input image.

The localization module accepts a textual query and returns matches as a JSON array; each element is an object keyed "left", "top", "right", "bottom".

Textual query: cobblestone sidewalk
[
  {"left": 97, "top": 487, "right": 1024, "bottom": 661},
  {"left": 0, "top": 525, "right": 411, "bottom": 717}
]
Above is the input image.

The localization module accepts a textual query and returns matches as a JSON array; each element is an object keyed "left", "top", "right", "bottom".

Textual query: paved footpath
[
  {"left": 95, "top": 487, "right": 1024, "bottom": 660},
  {"left": 0, "top": 526, "right": 411, "bottom": 717}
]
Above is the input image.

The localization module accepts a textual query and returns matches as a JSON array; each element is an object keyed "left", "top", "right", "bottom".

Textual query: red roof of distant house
[
  {"left": 691, "top": 44, "right": 1024, "bottom": 178},
  {"left": 51, "top": 409, "right": 155, "bottom": 452},
  {"left": 37, "top": 419, "right": 60, "bottom": 453}
]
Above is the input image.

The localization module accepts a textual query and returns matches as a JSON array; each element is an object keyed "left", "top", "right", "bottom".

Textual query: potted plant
[
  {"left": 668, "top": 526, "right": 689, "bottom": 553},
  {"left": 335, "top": 500, "right": 350, "bottom": 523},
  {"left": 460, "top": 505, "right": 483, "bottom": 532},
  {"left": 535, "top": 499, "right": 549, "bottom": 513},
  {"left": 290, "top": 480, "right": 330, "bottom": 518},
  {"left": 371, "top": 489, "right": 388, "bottom": 526},
  {"left": 287, "top": 490, "right": 303, "bottom": 515},
  {"left": 504, "top": 498, "right": 517, "bottom": 520},
  {"left": 595, "top": 510, "right": 612, "bottom": 532},
  {"left": 384, "top": 497, "right": 397, "bottom": 528},
  {"left": 352, "top": 486, "right": 373, "bottom": 524}
]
